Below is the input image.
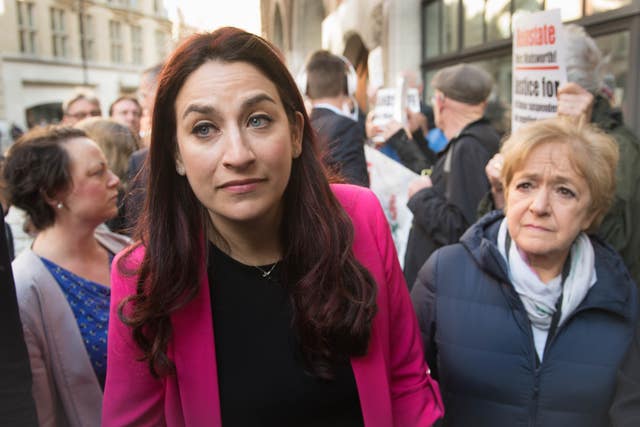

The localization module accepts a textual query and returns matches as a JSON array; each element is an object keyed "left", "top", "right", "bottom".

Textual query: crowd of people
[{"left": 0, "top": 24, "right": 638, "bottom": 427}]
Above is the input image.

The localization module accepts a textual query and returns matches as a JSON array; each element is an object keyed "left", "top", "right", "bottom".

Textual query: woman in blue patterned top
[{"left": 3, "top": 126, "right": 131, "bottom": 427}]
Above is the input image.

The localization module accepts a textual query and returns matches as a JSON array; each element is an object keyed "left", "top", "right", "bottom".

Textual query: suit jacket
[
  {"left": 102, "top": 184, "right": 443, "bottom": 427},
  {"left": 124, "top": 148, "right": 148, "bottom": 232},
  {"left": 0, "top": 213, "right": 38, "bottom": 426},
  {"left": 12, "top": 227, "right": 131, "bottom": 427},
  {"left": 311, "top": 107, "right": 370, "bottom": 187}
]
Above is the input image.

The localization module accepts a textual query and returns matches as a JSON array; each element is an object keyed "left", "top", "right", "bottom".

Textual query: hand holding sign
[{"left": 557, "top": 82, "right": 595, "bottom": 123}]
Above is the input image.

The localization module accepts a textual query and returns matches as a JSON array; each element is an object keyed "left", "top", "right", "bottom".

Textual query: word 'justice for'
[{"left": 511, "top": 9, "right": 567, "bottom": 132}]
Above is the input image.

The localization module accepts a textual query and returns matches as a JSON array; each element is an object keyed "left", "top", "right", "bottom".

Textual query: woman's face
[
  {"left": 61, "top": 137, "right": 120, "bottom": 225},
  {"left": 505, "top": 141, "right": 595, "bottom": 268},
  {"left": 174, "top": 60, "right": 303, "bottom": 233}
]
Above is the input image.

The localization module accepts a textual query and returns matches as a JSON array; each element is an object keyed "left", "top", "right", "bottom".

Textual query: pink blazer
[{"left": 102, "top": 184, "right": 443, "bottom": 426}]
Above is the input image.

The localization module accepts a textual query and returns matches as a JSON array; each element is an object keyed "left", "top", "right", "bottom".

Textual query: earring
[
  {"left": 176, "top": 163, "right": 186, "bottom": 176},
  {"left": 56, "top": 202, "right": 63, "bottom": 209}
]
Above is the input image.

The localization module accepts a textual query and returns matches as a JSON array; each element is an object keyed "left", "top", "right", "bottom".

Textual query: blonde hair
[
  {"left": 75, "top": 118, "right": 136, "bottom": 182},
  {"left": 500, "top": 117, "right": 619, "bottom": 232}
]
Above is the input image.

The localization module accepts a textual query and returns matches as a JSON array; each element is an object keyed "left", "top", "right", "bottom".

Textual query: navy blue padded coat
[{"left": 411, "top": 211, "right": 638, "bottom": 427}]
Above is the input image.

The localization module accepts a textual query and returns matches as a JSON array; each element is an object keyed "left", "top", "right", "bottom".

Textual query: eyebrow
[
  {"left": 181, "top": 93, "right": 278, "bottom": 120},
  {"left": 516, "top": 172, "right": 579, "bottom": 186}
]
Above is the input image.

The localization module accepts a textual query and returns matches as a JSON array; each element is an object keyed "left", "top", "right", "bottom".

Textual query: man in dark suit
[
  {"left": 304, "top": 51, "right": 369, "bottom": 187},
  {"left": 0, "top": 212, "right": 38, "bottom": 426},
  {"left": 124, "top": 63, "right": 163, "bottom": 233}
]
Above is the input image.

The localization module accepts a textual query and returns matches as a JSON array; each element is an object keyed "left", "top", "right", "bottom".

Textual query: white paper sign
[
  {"left": 371, "top": 84, "right": 420, "bottom": 143},
  {"left": 365, "top": 145, "right": 418, "bottom": 267},
  {"left": 511, "top": 9, "right": 567, "bottom": 132},
  {"left": 406, "top": 88, "right": 421, "bottom": 113},
  {"left": 371, "top": 88, "right": 398, "bottom": 143}
]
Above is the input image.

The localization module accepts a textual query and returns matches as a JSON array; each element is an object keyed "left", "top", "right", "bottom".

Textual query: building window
[
  {"left": 486, "top": 0, "right": 511, "bottom": 42},
  {"left": 443, "top": 0, "right": 459, "bottom": 54},
  {"left": 131, "top": 25, "right": 143, "bottom": 65},
  {"left": 594, "top": 31, "right": 630, "bottom": 111},
  {"left": 108, "top": 0, "right": 131, "bottom": 7},
  {"left": 16, "top": 1, "right": 37, "bottom": 54},
  {"left": 422, "top": 0, "right": 459, "bottom": 57},
  {"left": 50, "top": 7, "right": 68, "bottom": 58},
  {"left": 463, "top": 0, "right": 484, "bottom": 48},
  {"left": 424, "top": 0, "right": 602, "bottom": 58},
  {"left": 546, "top": 0, "right": 582, "bottom": 20},
  {"left": 586, "top": 0, "right": 632, "bottom": 15},
  {"left": 512, "top": 0, "right": 542, "bottom": 24},
  {"left": 155, "top": 30, "right": 168, "bottom": 62},
  {"left": 109, "top": 20, "right": 124, "bottom": 63},
  {"left": 153, "top": 0, "right": 166, "bottom": 15},
  {"left": 79, "top": 14, "right": 94, "bottom": 61},
  {"left": 423, "top": 1, "right": 439, "bottom": 58}
]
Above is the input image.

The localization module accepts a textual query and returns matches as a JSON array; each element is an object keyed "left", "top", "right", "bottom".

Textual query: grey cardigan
[{"left": 12, "top": 228, "right": 131, "bottom": 427}]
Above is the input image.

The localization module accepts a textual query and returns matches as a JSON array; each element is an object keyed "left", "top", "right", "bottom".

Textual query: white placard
[
  {"left": 406, "top": 88, "right": 421, "bottom": 113},
  {"left": 371, "top": 83, "right": 420, "bottom": 143},
  {"left": 511, "top": 9, "right": 567, "bottom": 132},
  {"left": 371, "top": 88, "right": 398, "bottom": 143},
  {"left": 365, "top": 145, "right": 418, "bottom": 267}
]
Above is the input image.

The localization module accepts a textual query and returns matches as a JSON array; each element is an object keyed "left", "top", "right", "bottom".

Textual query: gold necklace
[{"left": 255, "top": 261, "right": 278, "bottom": 278}]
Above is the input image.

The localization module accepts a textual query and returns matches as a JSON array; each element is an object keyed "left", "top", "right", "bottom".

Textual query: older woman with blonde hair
[{"left": 412, "top": 117, "right": 638, "bottom": 427}]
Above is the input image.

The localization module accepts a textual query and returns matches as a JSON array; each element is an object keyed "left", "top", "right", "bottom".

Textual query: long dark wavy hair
[{"left": 118, "top": 27, "right": 377, "bottom": 380}]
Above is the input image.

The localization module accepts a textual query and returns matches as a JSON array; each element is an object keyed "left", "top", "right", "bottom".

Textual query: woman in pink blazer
[{"left": 103, "top": 27, "right": 443, "bottom": 427}]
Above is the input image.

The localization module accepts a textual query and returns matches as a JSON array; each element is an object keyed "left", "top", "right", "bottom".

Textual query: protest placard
[
  {"left": 512, "top": 9, "right": 567, "bottom": 132},
  {"left": 371, "top": 80, "right": 421, "bottom": 143},
  {"left": 365, "top": 145, "right": 418, "bottom": 267}
]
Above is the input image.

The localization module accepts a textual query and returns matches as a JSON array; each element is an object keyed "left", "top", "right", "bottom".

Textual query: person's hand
[
  {"left": 382, "top": 119, "right": 407, "bottom": 141},
  {"left": 557, "top": 82, "right": 594, "bottom": 122},
  {"left": 365, "top": 111, "right": 383, "bottom": 140},
  {"left": 406, "top": 109, "right": 428, "bottom": 134},
  {"left": 408, "top": 175, "right": 432, "bottom": 199},
  {"left": 485, "top": 153, "right": 505, "bottom": 210}
]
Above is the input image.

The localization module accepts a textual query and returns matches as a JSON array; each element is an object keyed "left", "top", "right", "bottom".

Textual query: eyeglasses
[{"left": 67, "top": 110, "right": 101, "bottom": 120}]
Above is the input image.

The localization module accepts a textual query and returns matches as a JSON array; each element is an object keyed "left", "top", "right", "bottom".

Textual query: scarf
[{"left": 497, "top": 219, "right": 597, "bottom": 330}]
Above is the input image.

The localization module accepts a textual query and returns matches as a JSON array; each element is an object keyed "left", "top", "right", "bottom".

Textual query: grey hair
[{"left": 564, "top": 24, "right": 606, "bottom": 93}]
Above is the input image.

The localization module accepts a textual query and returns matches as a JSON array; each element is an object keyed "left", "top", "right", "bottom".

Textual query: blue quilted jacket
[{"left": 411, "top": 211, "right": 638, "bottom": 427}]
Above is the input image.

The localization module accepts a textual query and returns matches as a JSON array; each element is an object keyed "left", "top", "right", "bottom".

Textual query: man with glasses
[
  {"left": 61, "top": 91, "right": 102, "bottom": 126},
  {"left": 403, "top": 63, "right": 500, "bottom": 288}
]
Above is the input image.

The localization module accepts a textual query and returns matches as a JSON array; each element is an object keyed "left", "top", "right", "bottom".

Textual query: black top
[
  {"left": 208, "top": 242, "right": 364, "bottom": 427},
  {"left": 404, "top": 117, "right": 500, "bottom": 288}
]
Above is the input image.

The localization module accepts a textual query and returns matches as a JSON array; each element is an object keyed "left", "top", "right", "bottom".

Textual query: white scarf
[{"left": 497, "top": 219, "right": 597, "bottom": 330}]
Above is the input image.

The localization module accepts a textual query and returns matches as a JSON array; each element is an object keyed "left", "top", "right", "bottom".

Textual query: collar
[{"left": 312, "top": 103, "right": 355, "bottom": 121}]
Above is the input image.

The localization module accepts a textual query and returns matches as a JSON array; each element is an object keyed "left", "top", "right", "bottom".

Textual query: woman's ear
[
  {"left": 291, "top": 111, "right": 304, "bottom": 159},
  {"left": 41, "top": 189, "right": 65, "bottom": 210}
]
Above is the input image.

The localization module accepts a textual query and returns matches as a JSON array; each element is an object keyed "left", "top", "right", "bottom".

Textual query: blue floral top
[{"left": 41, "top": 255, "right": 113, "bottom": 389}]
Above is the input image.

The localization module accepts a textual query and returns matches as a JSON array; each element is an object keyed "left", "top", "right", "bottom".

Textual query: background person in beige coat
[{"left": 3, "top": 126, "right": 130, "bottom": 426}]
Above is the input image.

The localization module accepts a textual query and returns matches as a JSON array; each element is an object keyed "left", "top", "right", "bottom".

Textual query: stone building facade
[{"left": 0, "top": 0, "right": 173, "bottom": 148}]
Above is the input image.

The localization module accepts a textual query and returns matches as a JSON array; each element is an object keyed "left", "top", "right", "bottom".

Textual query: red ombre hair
[{"left": 118, "top": 27, "right": 377, "bottom": 379}]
